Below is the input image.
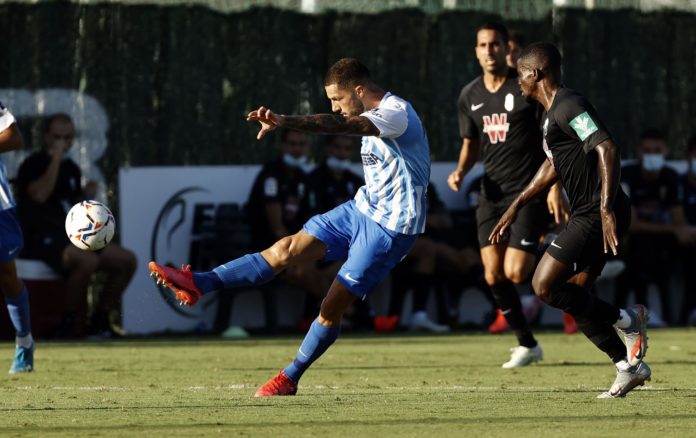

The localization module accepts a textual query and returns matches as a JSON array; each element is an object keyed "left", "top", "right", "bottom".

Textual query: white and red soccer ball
[{"left": 65, "top": 200, "right": 116, "bottom": 251}]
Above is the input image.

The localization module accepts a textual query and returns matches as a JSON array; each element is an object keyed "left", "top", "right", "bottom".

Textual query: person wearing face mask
[
  {"left": 679, "top": 136, "right": 696, "bottom": 324},
  {"left": 246, "top": 129, "right": 331, "bottom": 329},
  {"left": 15, "top": 113, "right": 137, "bottom": 339},
  {"left": 616, "top": 128, "right": 696, "bottom": 325},
  {"left": 307, "top": 135, "right": 363, "bottom": 214},
  {"left": 247, "top": 129, "right": 313, "bottom": 249}
]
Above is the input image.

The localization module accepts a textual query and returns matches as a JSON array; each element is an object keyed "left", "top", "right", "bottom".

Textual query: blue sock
[
  {"left": 200, "top": 252, "right": 275, "bottom": 293},
  {"left": 283, "top": 319, "right": 340, "bottom": 383},
  {"left": 6, "top": 285, "right": 31, "bottom": 337},
  {"left": 191, "top": 271, "right": 224, "bottom": 295}
]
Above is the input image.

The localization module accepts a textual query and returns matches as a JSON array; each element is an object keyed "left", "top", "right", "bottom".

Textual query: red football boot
[
  {"left": 373, "top": 315, "right": 400, "bottom": 333},
  {"left": 563, "top": 312, "right": 579, "bottom": 335},
  {"left": 488, "top": 309, "right": 510, "bottom": 334},
  {"left": 255, "top": 370, "right": 298, "bottom": 397},
  {"left": 148, "top": 262, "right": 203, "bottom": 306}
]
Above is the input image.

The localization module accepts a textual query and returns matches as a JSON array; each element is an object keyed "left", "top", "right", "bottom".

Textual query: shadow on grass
[{"left": 1, "top": 412, "right": 696, "bottom": 433}]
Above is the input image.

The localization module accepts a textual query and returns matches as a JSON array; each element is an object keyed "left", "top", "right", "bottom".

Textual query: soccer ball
[{"left": 65, "top": 200, "right": 116, "bottom": 251}]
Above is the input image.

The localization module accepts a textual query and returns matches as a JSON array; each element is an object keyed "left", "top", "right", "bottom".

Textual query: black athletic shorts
[
  {"left": 476, "top": 195, "right": 548, "bottom": 254},
  {"left": 546, "top": 195, "right": 631, "bottom": 276}
]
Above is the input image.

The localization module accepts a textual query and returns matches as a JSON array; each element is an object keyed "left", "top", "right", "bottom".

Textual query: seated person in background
[
  {"left": 616, "top": 128, "right": 696, "bottom": 325},
  {"left": 246, "top": 129, "right": 332, "bottom": 328},
  {"left": 384, "top": 182, "right": 482, "bottom": 333},
  {"left": 680, "top": 136, "right": 696, "bottom": 325},
  {"left": 15, "top": 113, "right": 136, "bottom": 338},
  {"left": 307, "top": 135, "right": 373, "bottom": 330}
]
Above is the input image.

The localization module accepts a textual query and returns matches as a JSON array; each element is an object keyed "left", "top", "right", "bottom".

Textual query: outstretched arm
[
  {"left": 488, "top": 159, "right": 558, "bottom": 244},
  {"left": 595, "top": 139, "right": 621, "bottom": 255},
  {"left": 247, "top": 106, "right": 378, "bottom": 140}
]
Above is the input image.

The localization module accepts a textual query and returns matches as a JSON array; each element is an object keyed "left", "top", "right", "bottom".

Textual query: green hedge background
[{"left": 1, "top": 3, "right": 694, "bottom": 197}]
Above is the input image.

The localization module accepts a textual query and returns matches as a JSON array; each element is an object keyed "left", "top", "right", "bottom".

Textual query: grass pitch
[{"left": 1, "top": 329, "right": 695, "bottom": 437}]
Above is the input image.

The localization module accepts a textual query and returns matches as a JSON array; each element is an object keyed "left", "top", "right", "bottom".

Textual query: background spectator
[
  {"left": 679, "top": 135, "right": 696, "bottom": 324},
  {"left": 15, "top": 113, "right": 136, "bottom": 338},
  {"left": 616, "top": 128, "right": 696, "bottom": 325}
]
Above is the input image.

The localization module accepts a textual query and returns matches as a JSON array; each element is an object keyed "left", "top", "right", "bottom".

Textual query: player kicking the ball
[
  {"left": 149, "top": 58, "right": 430, "bottom": 396},
  {"left": 489, "top": 42, "right": 650, "bottom": 398}
]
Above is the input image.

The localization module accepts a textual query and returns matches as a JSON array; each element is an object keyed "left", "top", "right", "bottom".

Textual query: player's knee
[
  {"left": 484, "top": 270, "right": 506, "bottom": 286},
  {"left": 531, "top": 275, "right": 553, "bottom": 304},
  {"left": 267, "top": 236, "right": 295, "bottom": 268},
  {"left": 504, "top": 265, "right": 530, "bottom": 284}
]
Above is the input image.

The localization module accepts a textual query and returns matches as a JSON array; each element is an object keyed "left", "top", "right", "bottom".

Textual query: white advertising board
[{"left": 118, "top": 163, "right": 483, "bottom": 334}]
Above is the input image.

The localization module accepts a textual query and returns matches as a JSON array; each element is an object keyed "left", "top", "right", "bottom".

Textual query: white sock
[
  {"left": 615, "top": 359, "right": 631, "bottom": 371},
  {"left": 16, "top": 333, "right": 33, "bottom": 349},
  {"left": 615, "top": 309, "right": 632, "bottom": 329},
  {"left": 411, "top": 311, "right": 427, "bottom": 321}
]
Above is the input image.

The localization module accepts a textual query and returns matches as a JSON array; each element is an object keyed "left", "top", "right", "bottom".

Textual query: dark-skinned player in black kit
[{"left": 489, "top": 42, "right": 652, "bottom": 398}]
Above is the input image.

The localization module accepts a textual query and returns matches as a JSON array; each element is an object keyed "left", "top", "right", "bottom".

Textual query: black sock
[
  {"left": 411, "top": 274, "right": 431, "bottom": 312},
  {"left": 547, "top": 283, "right": 619, "bottom": 324},
  {"left": 575, "top": 315, "right": 626, "bottom": 363},
  {"left": 548, "top": 283, "right": 625, "bottom": 362},
  {"left": 490, "top": 281, "right": 536, "bottom": 348}
]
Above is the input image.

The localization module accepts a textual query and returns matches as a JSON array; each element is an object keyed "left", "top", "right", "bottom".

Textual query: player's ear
[
  {"left": 532, "top": 68, "right": 544, "bottom": 81},
  {"left": 354, "top": 85, "right": 364, "bottom": 99}
]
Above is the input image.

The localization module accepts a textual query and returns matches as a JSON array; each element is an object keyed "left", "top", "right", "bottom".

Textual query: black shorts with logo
[
  {"left": 546, "top": 193, "right": 631, "bottom": 276},
  {"left": 476, "top": 195, "right": 548, "bottom": 254}
]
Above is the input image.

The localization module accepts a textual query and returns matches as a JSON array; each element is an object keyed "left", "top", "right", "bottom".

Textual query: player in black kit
[
  {"left": 490, "top": 42, "right": 651, "bottom": 398},
  {"left": 448, "top": 23, "right": 568, "bottom": 368}
]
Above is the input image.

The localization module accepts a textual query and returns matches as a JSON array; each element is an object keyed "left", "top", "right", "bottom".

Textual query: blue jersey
[
  {"left": 0, "top": 102, "right": 17, "bottom": 211},
  {"left": 354, "top": 93, "right": 430, "bottom": 235}
]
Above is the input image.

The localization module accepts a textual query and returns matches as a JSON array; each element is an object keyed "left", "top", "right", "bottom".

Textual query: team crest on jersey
[
  {"left": 361, "top": 152, "right": 381, "bottom": 166},
  {"left": 504, "top": 93, "right": 514, "bottom": 111},
  {"left": 482, "top": 113, "right": 510, "bottom": 144},
  {"left": 569, "top": 112, "right": 598, "bottom": 141}
]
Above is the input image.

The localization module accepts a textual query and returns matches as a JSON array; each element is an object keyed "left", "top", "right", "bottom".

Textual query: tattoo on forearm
[{"left": 283, "top": 114, "right": 378, "bottom": 136}]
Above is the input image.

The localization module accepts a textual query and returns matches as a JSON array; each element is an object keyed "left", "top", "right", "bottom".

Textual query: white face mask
[
  {"left": 641, "top": 153, "right": 665, "bottom": 172},
  {"left": 282, "top": 153, "right": 308, "bottom": 169},
  {"left": 326, "top": 156, "right": 352, "bottom": 171}
]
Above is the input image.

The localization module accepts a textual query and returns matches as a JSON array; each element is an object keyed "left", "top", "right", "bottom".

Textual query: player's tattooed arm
[
  {"left": 247, "top": 106, "right": 378, "bottom": 139},
  {"left": 595, "top": 139, "right": 621, "bottom": 255},
  {"left": 488, "top": 160, "right": 558, "bottom": 244},
  {"left": 281, "top": 114, "right": 379, "bottom": 137}
]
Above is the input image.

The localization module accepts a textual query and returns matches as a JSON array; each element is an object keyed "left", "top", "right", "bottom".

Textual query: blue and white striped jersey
[
  {"left": 0, "top": 102, "right": 16, "bottom": 211},
  {"left": 354, "top": 92, "right": 430, "bottom": 235}
]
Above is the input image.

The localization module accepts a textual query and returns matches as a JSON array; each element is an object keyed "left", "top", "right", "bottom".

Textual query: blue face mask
[
  {"left": 282, "top": 153, "right": 308, "bottom": 169},
  {"left": 326, "top": 156, "right": 352, "bottom": 171},
  {"left": 641, "top": 153, "right": 665, "bottom": 172}
]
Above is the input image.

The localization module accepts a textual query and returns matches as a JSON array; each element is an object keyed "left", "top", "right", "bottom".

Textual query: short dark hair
[
  {"left": 44, "top": 113, "right": 73, "bottom": 133},
  {"left": 280, "top": 128, "right": 304, "bottom": 143},
  {"left": 508, "top": 29, "right": 526, "bottom": 47},
  {"left": 477, "top": 22, "right": 509, "bottom": 45},
  {"left": 639, "top": 127, "right": 665, "bottom": 142},
  {"left": 518, "top": 42, "right": 562, "bottom": 80},
  {"left": 324, "top": 58, "right": 371, "bottom": 89}
]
